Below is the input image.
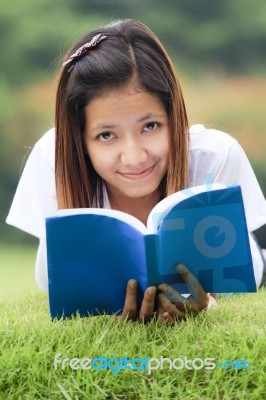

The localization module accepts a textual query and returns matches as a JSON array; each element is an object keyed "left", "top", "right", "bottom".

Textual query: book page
[
  {"left": 147, "top": 183, "right": 226, "bottom": 232},
  {"left": 56, "top": 208, "right": 149, "bottom": 234}
]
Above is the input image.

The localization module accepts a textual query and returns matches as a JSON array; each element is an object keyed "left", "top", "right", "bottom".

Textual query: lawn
[{"left": 0, "top": 246, "right": 266, "bottom": 399}]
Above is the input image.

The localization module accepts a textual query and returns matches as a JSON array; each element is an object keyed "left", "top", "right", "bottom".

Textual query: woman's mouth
[{"left": 118, "top": 165, "right": 156, "bottom": 180}]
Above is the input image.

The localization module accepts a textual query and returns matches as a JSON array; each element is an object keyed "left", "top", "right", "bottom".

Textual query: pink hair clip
[{"left": 63, "top": 33, "right": 107, "bottom": 68}]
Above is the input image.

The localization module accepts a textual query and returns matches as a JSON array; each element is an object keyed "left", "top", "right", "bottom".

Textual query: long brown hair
[{"left": 55, "top": 19, "right": 189, "bottom": 209}]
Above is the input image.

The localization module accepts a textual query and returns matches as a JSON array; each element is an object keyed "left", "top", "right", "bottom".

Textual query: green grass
[{"left": 1, "top": 289, "right": 266, "bottom": 400}]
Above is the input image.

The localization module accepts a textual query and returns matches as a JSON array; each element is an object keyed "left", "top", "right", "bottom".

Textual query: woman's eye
[
  {"left": 97, "top": 132, "right": 114, "bottom": 141},
  {"left": 143, "top": 122, "right": 158, "bottom": 132}
]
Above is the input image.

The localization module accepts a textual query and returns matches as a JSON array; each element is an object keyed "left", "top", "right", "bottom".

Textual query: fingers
[
  {"left": 121, "top": 279, "right": 138, "bottom": 320},
  {"left": 158, "top": 311, "right": 176, "bottom": 325},
  {"left": 157, "top": 292, "right": 185, "bottom": 322},
  {"left": 158, "top": 283, "right": 186, "bottom": 303},
  {"left": 176, "top": 263, "right": 208, "bottom": 306},
  {"left": 121, "top": 281, "right": 157, "bottom": 323},
  {"left": 157, "top": 301, "right": 174, "bottom": 324},
  {"left": 138, "top": 286, "right": 157, "bottom": 323},
  {"left": 158, "top": 283, "right": 205, "bottom": 315},
  {"left": 158, "top": 263, "right": 209, "bottom": 315},
  {"left": 121, "top": 265, "right": 211, "bottom": 324},
  {"left": 206, "top": 294, "right": 217, "bottom": 310},
  {"left": 157, "top": 283, "right": 194, "bottom": 313}
]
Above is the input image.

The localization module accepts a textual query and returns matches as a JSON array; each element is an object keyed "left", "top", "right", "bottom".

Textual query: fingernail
[
  {"left": 158, "top": 284, "right": 168, "bottom": 292},
  {"left": 148, "top": 286, "right": 156, "bottom": 296},
  {"left": 176, "top": 263, "right": 186, "bottom": 272},
  {"left": 129, "top": 279, "right": 137, "bottom": 289}
]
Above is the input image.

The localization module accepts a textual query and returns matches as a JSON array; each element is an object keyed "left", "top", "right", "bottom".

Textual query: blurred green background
[{"left": 1, "top": 0, "right": 266, "bottom": 294}]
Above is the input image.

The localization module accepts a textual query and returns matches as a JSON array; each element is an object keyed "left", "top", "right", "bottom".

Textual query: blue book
[{"left": 46, "top": 184, "right": 256, "bottom": 318}]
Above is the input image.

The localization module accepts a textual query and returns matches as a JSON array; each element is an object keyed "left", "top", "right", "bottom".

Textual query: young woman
[{"left": 7, "top": 20, "right": 266, "bottom": 323}]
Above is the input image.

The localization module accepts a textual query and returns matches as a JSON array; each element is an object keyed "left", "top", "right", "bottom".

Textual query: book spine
[{"left": 144, "top": 234, "right": 161, "bottom": 286}]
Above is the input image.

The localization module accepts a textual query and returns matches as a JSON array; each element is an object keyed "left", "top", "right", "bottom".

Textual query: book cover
[{"left": 46, "top": 184, "right": 256, "bottom": 318}]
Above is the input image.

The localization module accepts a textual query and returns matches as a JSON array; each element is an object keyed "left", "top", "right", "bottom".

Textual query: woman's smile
[{"left": 118, "top": 164, "right": 157, "bottom": 179}]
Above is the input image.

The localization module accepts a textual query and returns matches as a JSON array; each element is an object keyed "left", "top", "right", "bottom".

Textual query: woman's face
[{"left": 85, "top": 88, "right": 169, "bottom": 202}]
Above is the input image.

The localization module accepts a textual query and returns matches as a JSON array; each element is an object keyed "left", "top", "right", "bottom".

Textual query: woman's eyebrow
[
  {"left": 136, "top": 113, "right": 165, "bottom": 123},
  {"left": 88, "top": 113, "right": 165, "bottom": 133},
  {"left": 89, "top": 123, "right": 118, "bottom": 133}
]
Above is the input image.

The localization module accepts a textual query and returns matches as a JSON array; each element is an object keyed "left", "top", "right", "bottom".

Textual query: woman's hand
[
  {"left": 121, "top": 279, "right": 157, "bottom": 323},
  {"left": 157, "top": 263, "right": 217, "bottom": 324}
]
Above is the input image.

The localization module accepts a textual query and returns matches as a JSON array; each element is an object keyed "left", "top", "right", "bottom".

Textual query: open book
[{"left": 46, "top": 184, "right": 256, "bottom": 318}]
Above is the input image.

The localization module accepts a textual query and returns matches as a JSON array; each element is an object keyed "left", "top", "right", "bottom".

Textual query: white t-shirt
[{"left": 6, "top": 124, "right": 266, "bottom": 291}]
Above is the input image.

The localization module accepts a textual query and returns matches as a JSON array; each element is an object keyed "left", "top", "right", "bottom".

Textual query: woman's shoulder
[
  {"left": 35, "top": 127, "right": 55, "bottom": 149},
  {"left": 189, "top": 124, "right": 238, "bottom": 156},
  {"left": 33, "top": 128, "right": 55, "bottom": 169}
]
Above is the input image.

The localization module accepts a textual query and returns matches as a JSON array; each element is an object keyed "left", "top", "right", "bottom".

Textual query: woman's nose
[{"left": 120, "top": 139, "right": 148, "bottom": 166}]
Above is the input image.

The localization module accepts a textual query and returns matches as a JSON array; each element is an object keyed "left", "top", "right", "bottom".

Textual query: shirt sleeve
[
  {"left": 214, "top": 142, "right": 266, "bottom": 232},
  {"left": 35, "top": 238, "right": 48, "bottom": 292},
  {"left": 6, "top": 130, "right": 57, "bottom": 239}
]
